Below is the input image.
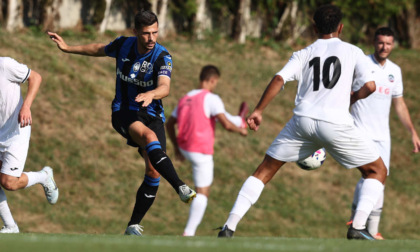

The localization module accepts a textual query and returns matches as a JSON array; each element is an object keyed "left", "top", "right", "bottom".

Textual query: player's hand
[
  {"left": 240, "top": 128, "right": 248, "bottom": 136},
  {"left": 47, "top": 31, "right": 69, "bottom": 52},
  {"left": 135, "top": 92, "right": 155, "bottom": 107},
  {"left": 18, "top": 105, "right": 32, "bottom": 128},
  {"left": 247, "top": 111, "right": 262, "bottom": 131},
  {"left": 412, "top": 134, "right": 420, "bottom": 153}
]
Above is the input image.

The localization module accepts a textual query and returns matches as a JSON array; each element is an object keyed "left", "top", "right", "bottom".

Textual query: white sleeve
[
  {"left": 392, "top": 67, "right": 403, "bottom": 98},
  {"left": 171, "top": 105, "right": 178, "bottom": 118},
  {"left": 206, "top": 93, "right": 225, "bottom": 117},
  {"left": 4, "top": 57, "right": 31, "bottom": 84},
  {"left": 353, "top": 51, "right": 374, "bottom": 90},
  {"left": 275, "top": 52, "right": 301, "bottom": 85}
]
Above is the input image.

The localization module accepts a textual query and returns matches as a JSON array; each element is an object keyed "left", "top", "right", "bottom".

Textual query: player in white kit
[
  {"left": 166, "top": 65, "right": 248, "bottom": 236},
  {"left": 348, "top": 27, "right": 420, "bottom": 239},
  {"left": 0, "top": 57, "right": 59, "bottom": 233},
  {"left": 217, "top": 5, "right": 387, "bottom": 240}
]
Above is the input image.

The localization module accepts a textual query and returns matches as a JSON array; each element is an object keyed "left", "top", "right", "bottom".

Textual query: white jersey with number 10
[{"left": 276, "top": 38, "right": 374, "bottom": 125}]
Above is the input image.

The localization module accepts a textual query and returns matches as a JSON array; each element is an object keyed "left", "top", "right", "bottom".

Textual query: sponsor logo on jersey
[
  {"left": 10, "top": 167, "right": 18, "bottom": 171},
  {"left": 117, "top": 68, "right": 154, "bottom": 87},
  {"left": 140, "top": 61, "right": 153, "bottom": 74},
  {"left": 122, "top": 58, "right": 130, "bottom": 62},
  {"left": 377, "top": 86, "right": 390, "bottom": 95},
  {"left": 388, "top": 74, "right": 394, "bottom": 83}
]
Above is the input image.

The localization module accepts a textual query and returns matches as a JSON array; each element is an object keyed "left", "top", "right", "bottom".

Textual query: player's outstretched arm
[
  {"left": 165, "top": 116, "right": 185, "bottom": 161},
  {"left": 350, "top": 81, "right": 376, "bottom": 105},
  {"left": 248, "top": 75, "right": 285, "bottom": 131},
  {"left": 19, "top": 70, "right": 42, "bottom": 128},
  {"left": 393, "top": 96, "right": 420, "bottom": 153},
  {"left": 47, "top": 31, "right": 106, "bottom": 57}
]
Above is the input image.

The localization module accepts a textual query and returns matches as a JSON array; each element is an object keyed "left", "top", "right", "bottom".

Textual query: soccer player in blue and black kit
[{"left": 48, "top": 10, "right": 196, "bottom": 236}]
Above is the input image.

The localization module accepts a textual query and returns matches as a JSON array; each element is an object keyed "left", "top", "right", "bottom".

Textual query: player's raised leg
[{"left": 128, "top": 121, "right": 196, "bottom": 200}]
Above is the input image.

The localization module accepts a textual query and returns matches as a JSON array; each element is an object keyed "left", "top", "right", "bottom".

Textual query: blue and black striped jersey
[{"left": 105, "top": 36, "right": 173, "bottom": 122}]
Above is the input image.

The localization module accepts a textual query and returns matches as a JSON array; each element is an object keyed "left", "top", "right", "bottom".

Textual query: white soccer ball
[{"left": 296, "top": 148, "right": 326, "bottom": 170}]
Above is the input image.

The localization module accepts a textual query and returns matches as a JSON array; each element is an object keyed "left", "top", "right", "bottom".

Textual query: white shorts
[
  {"left": 179, "top": 148, "right": 214, "bottom": 188},
  {"left": 373, "top": 140, "right": 390, "bottom": 174},
  {"left": 0, "top": 126, "right": 31, "bottom": 177},
  {"left": 266, "top": 116, "right": 379, "bottom": 168}
]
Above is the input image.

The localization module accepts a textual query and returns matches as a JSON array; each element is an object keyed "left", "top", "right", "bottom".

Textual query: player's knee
[
  {"left": 0, "top": 176, "right": 18, "bottom": 191},
  {"left": 358, "top": 159, "right": 387, "bottom": 182},
  {"left": 144, "top": 131, "right": 158, "bottom": 143},
  {"left": 145, "top": 169, "right": 160, "bottom": 178}
]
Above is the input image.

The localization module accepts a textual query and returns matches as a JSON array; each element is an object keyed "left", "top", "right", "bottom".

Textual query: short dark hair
[
  {"left": 313, "top": 5, "right": 342, "bottom": 35},
  {"left": 134, "top": 10, "right": 158, "bottom": 30},
  {"left": 200, "top": 65, "right": 220, "bottom": 82},
  {"left": 374, "top": 27, "right": 395, "bottom": 40}
]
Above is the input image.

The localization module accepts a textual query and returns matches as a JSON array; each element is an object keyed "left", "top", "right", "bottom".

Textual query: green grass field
[{"left": 1, "top": 234, "right": 420, "bottom": 252}]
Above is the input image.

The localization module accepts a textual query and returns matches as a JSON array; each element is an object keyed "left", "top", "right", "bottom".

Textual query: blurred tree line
[{"left": 1, "top": 0, "right": 420, "bottom": 48}]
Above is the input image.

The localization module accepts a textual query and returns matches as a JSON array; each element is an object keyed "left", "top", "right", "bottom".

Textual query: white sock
[
  {"left": 350, "top": 177, "right": 365, "bottom": 220},
  {"left": 0, "top": 188, "right": 16, "bottom": 227},
  {"left": 24, "top": 170, "right": 48, "bottom": 188},
  {"left": 225, "top": 176, "right": 264, "bottom": 231},
  {"left": 183, "top": 193, "right": 208, "bottom": 236},
  {"left": 353, "top": 178, "right": 384, "bottom": 229},
  {"left": 367, "top": 188, "right": 384, "bottom": 235},
  {"left": 367, "top": 210, "right": 382, "bottom": 235}
]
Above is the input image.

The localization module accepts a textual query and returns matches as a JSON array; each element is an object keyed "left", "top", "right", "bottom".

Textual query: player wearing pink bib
[
  {"left": 167, "top": 65, "right": 248, "bottom": 236},
  {"left": 348, "top": 27, "right": 420, "bottom": 240},
  {"left": 218, "top": 5, "right": 388, "bottom": 240},
  {"left": 176, "top": 89, "right": 217, "bottom": 155}
]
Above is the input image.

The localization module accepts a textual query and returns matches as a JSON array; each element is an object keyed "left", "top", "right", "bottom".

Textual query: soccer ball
[{"left": 296, "top": 148, "right": 326, "bottom": 170}]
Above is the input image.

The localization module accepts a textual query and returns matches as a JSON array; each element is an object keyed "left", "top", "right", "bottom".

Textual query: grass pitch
[{"left": 1, "top": 234, "right": 419, "bottom": 252}]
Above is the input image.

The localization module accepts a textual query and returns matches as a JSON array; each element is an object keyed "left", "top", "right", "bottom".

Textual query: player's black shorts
[{"left": 111, "top": 109, "right": 166, "bottom": 152}]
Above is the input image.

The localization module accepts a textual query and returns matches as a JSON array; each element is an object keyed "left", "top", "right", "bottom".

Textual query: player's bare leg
[{"left": 219, "top": 155, "right": 285, "bottom": 237}]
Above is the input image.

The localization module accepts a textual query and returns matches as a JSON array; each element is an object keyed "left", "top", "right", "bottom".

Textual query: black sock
[
  {"left": 128, "top": 176, "right": 160, "bottom": 226},
  {"left": 146, "top": 141, "right": 184, "bottom": 193}
]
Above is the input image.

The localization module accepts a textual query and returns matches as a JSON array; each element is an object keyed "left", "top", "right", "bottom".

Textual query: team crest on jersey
[
  {"left": 388, "top": 74, "right": 394, "bottom": 83},
  {"left": 140, "top": 61, "right": 153, "bottom": 74},
  {"left": 133, "top": 62, "right": 141, "bottom": 72}
]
